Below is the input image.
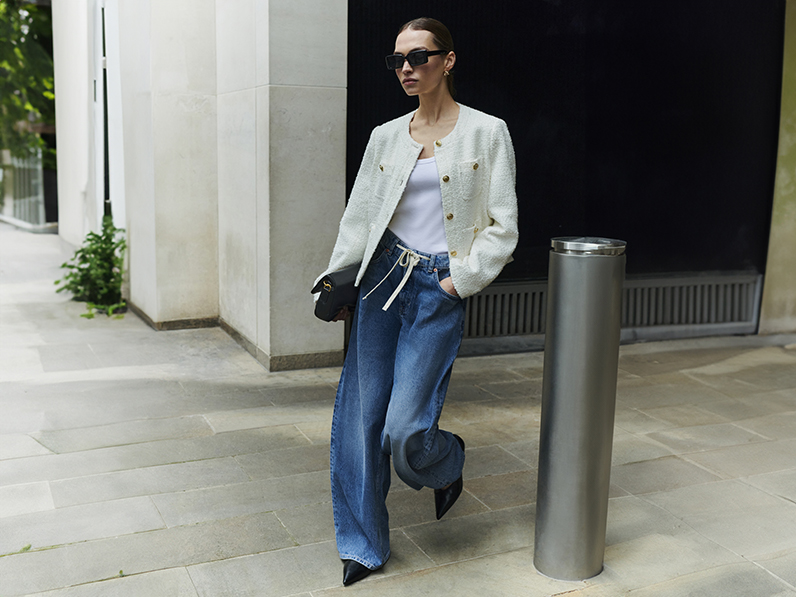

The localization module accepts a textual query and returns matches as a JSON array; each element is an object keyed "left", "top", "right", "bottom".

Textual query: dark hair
[{"left": 398, "top": 17, "right": 456, "bottom": 97}]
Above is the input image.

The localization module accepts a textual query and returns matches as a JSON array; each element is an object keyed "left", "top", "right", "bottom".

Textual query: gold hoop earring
[{"left": 444, "top": 70, "right": 450, "bottom": 76}]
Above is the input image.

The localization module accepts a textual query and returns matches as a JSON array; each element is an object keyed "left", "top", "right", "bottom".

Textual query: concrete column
[
  {"left": 760, "top": 0, "right": 796, "bottom": 334},
  {"left": 217, "top": 0, "right": 347, "bottom": 370},
  {"left": 117, "top": 0, "right": 219, "bottom": 324},
  {"left": 51, "top": 0, "right": 92, "bottom": 247}
]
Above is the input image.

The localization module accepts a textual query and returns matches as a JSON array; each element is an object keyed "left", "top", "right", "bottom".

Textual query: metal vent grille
[
  {"left": 621, "top": 275, "right": 761, "bottom": 328},
  {"left": 464, "top": 281, "right": 547, "bottom": 337},
  {"left": 461, "top": 273, "right": 762, "bottom": 351}
]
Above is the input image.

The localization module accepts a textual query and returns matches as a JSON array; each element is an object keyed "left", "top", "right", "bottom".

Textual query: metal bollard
[{"left": 534, "top": 237, "right": 626, "bottom": 581}]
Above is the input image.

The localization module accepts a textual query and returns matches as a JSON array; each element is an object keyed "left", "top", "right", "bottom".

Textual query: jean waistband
[{"left": 379, "top": 228, "right": 450, "bottom": 272}]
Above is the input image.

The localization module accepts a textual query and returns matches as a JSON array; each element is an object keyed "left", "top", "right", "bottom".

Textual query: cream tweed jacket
[{"left": 318, "top": 104, "right": 519, "bottom": 299}]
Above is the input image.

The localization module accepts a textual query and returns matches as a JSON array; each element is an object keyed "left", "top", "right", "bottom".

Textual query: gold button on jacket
[
  {"left": 442, "top": 175, "right": 450, "bottom": 183},
  {"left": 446, "top": 213, "right": 454, "bottom": 220},
  {"left": 450, "top": 250, "right": 458, "bottom": 257}
]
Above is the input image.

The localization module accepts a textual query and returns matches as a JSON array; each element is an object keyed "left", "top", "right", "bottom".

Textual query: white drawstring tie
[{"left": 362, "top": 244, "right": 430, "bottom": 311}]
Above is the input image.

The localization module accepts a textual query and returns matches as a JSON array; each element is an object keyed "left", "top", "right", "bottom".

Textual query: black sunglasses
[{"left": 385, "top": 49, "right": 447, "bottom": 70}]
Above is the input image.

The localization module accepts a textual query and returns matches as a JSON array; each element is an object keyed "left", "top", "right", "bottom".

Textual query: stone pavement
[{"left": 3, "top": 220, "right": 796, "bottom": 596}]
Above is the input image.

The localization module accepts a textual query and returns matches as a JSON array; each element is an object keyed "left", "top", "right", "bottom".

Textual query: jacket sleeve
[
  {"left": 313, "top": 128, "right": 379, "bottom": 290},
  {"left": 457, "top": 119, "right": 519, "bottom": 296}
]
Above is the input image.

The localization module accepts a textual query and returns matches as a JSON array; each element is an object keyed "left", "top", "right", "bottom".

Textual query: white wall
[
  {"left": 216, "top": 0, "right": 256, "bottom": 340},
  {"left": 52, "top": 0, "right": 92, "bottom": 246},
  {"left": 118, "top": 0, "right": 219, "bottom": 323},
  {"left": 53, "top": 0, "right": 347, "bottom": 369},
  {"left": 760, "top": 0, "right": 796, "bottom": 334},
  {"left": 216, "top": 0, "right": 348, "bottom": 370},
  {"left": 117, "top": 0, "right": 157, "bottom": 315},
  {"left": 104, "top": 0, "right": 127, "bottom": 232}
]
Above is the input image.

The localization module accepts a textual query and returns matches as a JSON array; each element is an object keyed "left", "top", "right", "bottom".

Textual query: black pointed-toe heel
[
  {"left": 435, "top": 434, "right": 465, "bottom": 520},
  {"left": 342, "top": 559, "right": 373, "bottom": 586}
]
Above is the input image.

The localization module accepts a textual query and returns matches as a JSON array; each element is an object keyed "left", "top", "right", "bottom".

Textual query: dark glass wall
[{"left": 347, "top": 1, "right": 785, "bottom": 280}]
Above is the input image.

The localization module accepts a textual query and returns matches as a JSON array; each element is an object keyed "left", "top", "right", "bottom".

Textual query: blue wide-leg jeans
[{"left": 330, "top": 229, "right": 467, "bottom": 570}]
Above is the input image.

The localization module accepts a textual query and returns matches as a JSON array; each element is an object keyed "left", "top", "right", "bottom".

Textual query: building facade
[{"left": 51, "top": 1, "right": 796, "bottom": 371}]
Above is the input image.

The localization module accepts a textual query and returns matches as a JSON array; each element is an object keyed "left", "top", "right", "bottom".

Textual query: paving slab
[
  {"left": 605, "top": 495, "right": 693, "bottom": 545},
  {"left": 698, "top": 392, "right": 796, "bottom": 421},
  {"left": 444, "top": 380, "right": 502, "bottom": 402},
  {"left": 24, "top": 567, "right": 200, "bottom": 597},
  {"left": 686, "top": 438, "right": 796, "bottom": 478},
  {"left": 386, "top": 484, "right": 487, "bottom": 527},
  {"left": 235, "top": 443, "right": 330, "bottom": 480},
  {"left": 618, "top": 346, "right": 754, "bottom": 377},
  {"left": 294, "top": 419, "right": 333, "bottom": 444},
  {"left": 36, "top": 343, "right": 103, "bottom": 372},
  {"left": 0, "top": 425, "right": 309, "bottom": 486},
  {"left": 0, "top": 480, "right": 54, "bottom": 518},
  {"left": 0, "top": 512, "right": 293, "bottom": 596},
  {"left": 683, "top": 346, "right": 796, "bottom": 397},
  {"left": 402, "top": 504, "right": 534, "bottom": 565},
  {"left": 188, "top": 533, "right": 437, "bottom": 597},
  {"left": 736, "top": 411, "right": 796, "bottom": 440},
  {"left": 644, "top": 479, "right": 796, "bottom": 559},
  {"left": 274, "top": 501, "right": 336, "bottom": 545},
  {"left": 500, "top": 438, "right": 539, "bottom": 467},
  {"left": 446, "top": 363, "right": 528, "bottom": 383},
  {"left": 259, "top": 384, "right": 338, "bottom": 405},
  {"left": 0, "top": 496, "right": 165, "bottom": 555},
  {"left": 49, "top": 456, "right": 250, "bottom": 507},
  {"left": 4, "top": 378, "right": 192, "bottom": 431},
  {"left": 440, "top": 416, "right": 536, "bottom": 447},
  {"left": 635, "top": 402, "right": 731, "bottom": 428},
  {"left": 203, "top": 400, "right": 334, "bottom": 433},
  {"left": 627, "top": 562, "right": 796, "bottom": 597},
  {"left": 150, "top": 470, "right": 331, "bottom": 527},
  {"left": 617, "top": 374, "right": 730, "bottom": 408},
  {"left": 756, "top": 549, "right": 796, "bottom": 587},
  {"left": 614, "top": 406, "right": 679, "bottom": 434},
  {"left": 441, "top": 398, "right": 534, "bottom": 427},
  {"left": 462, "top": 443, "right": 531, "bottom": 479},
  {"left": 477, "top": 377, "right": 543, "bottom": 399},
  {"left": 187, "top": 542, "right": 342, "bottom": 596},
  {"left": 0, "top": 345, "right": 45, "bottom": 380},
  {"left": 0, "top": 433, "right": 52, "bottom": 459},
  {"left": 645, "top": 422, "right": 768, "bottom": 454},
  {"left": 604, "top": 531, "right": 743, "bottom": 591},
  {"left": 465, "top": 470, "right": 536, "bottom": 510},
  {"left": 312, "top": 546, "right": 585, "bottom": 597},
  {"left": 33, "top": 414, "right": 215, "bottom": 453},
  {"left": 611, "top": 433, "right": 673, "bottom": 466},
  {"left": 610, "top": 455, "right": 722, "bottom": 495},
  {"left": 746, "top": 469, "right": 796, "bottom": 504}
]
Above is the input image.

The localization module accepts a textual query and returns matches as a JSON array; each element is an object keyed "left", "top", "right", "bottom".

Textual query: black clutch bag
[{"left": 311, "top": 263, "right": 361, "bottom": 322}]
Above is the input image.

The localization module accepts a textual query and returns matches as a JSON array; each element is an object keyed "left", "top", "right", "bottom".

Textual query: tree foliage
[{"left": 0, "top": 0, "right": 54, "bottom": 159}]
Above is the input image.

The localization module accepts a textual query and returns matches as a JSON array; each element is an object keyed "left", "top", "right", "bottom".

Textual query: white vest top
[{"left": 388, "top": 156, "right": 449, "bottom": 255}]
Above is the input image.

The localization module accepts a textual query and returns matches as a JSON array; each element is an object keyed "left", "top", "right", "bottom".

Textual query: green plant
[
  {"left": 55, "top": 216, "right": 126, "bottom": 318},
  {"left": 0, "top": 1, "right": 55, "bottom": 159}
]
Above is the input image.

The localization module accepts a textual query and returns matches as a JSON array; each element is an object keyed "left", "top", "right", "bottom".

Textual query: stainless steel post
[{"left": 533, "top": 237, "right": 626, "bottom": 581}]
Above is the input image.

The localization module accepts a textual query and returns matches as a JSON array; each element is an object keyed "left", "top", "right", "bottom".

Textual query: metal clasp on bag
[{"left": 323, "top": 281, "right": 332, "bottom": 292}]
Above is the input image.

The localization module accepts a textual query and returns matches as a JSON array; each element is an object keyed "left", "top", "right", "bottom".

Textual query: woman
[{"left": 314, "top": 17, "right": 518, "bottom": 587}]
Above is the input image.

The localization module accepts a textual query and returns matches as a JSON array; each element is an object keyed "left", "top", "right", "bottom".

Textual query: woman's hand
[
  {"left": 332, "top": 306, "right": 350, "bottom": 321},
  {"left": 439, "top": 276, "right": 459, "bottom": 297}
]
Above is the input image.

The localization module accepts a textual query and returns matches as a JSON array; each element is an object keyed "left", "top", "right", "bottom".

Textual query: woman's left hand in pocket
[{"left": 439, "top": 276, "right": 459, "bottom": 297}]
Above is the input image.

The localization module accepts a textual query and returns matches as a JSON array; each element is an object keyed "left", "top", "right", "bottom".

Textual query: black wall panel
[{"left": 346, "top": 1, "right": 785, "bottom": 280}]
